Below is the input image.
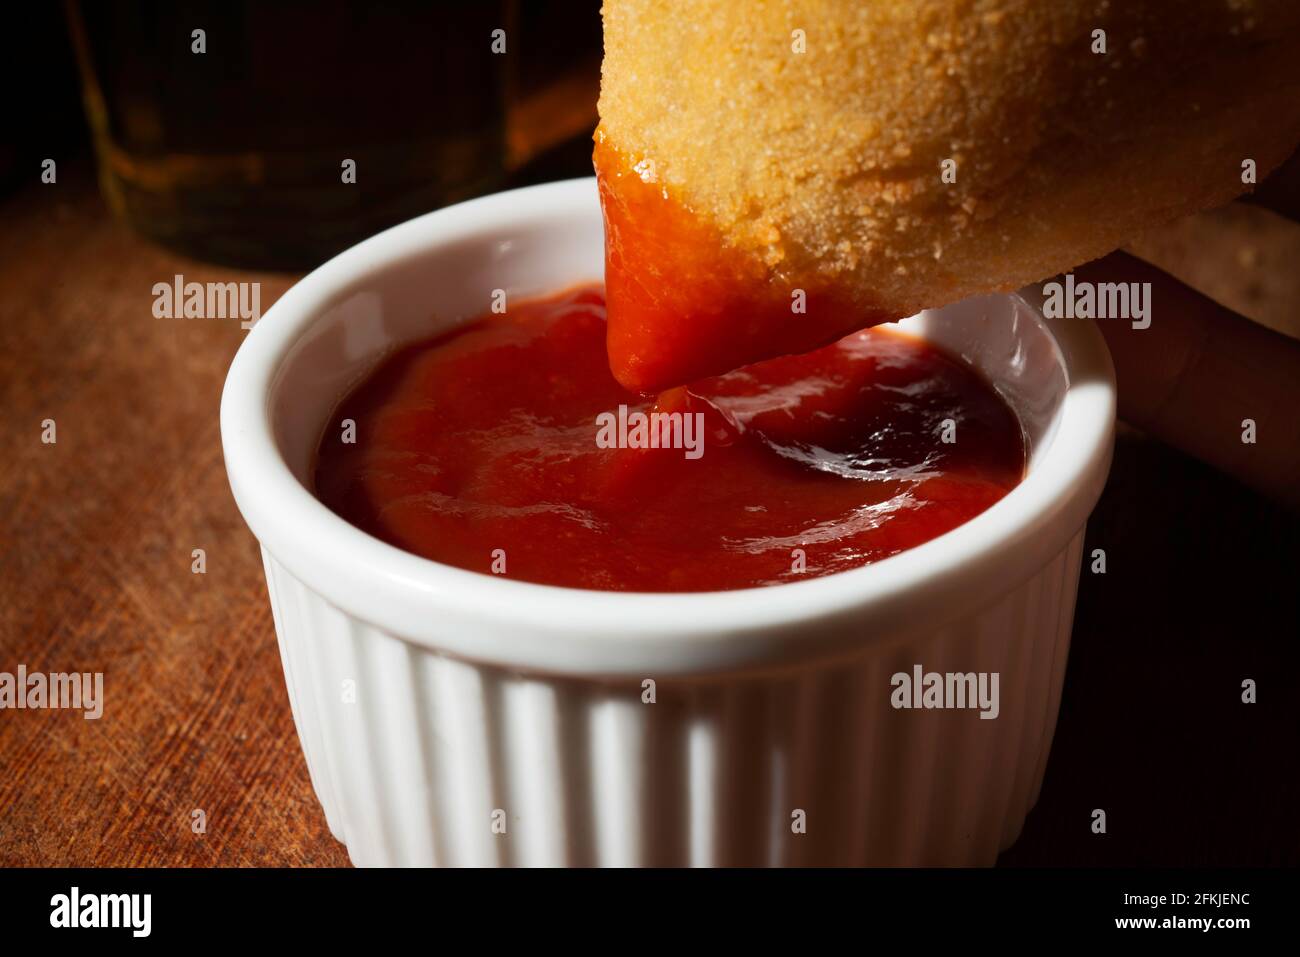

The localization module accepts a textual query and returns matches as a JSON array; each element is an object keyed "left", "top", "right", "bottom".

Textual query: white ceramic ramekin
[{"left": 221, "top": 178, "right": 1114, "bottom": 867}]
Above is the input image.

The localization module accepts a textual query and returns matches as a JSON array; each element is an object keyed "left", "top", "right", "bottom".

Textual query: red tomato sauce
[{"left": 313, "top": 286, "right": 1024, "bottom": 592}]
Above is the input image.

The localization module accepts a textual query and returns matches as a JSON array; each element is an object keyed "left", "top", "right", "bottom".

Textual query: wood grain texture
[
  {"left": 0, "top": 169, "right": 1296, "bottom": 867},
  {"left": 0, "top": 170, "right": 348, "bottom": 866}
]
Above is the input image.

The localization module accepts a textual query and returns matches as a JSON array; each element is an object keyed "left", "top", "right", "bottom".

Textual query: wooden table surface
[
  {"left": 1, "top": 169, "right": 1296, "bottom": 867},
  {"left": 0, "top": 171, "right": 347, "bottom": 866}
]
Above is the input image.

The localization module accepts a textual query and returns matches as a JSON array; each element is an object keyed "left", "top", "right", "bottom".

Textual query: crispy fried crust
[{"left": 599, "top": 0, "right": 1300, "bottom": 323}]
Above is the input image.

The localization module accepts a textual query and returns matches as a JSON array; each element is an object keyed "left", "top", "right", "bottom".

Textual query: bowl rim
[{"left": 221, "top": 177, "right": 1115, "bottom": 674}]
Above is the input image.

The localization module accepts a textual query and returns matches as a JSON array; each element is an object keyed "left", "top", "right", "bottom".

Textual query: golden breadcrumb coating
[{"left": 599, "top": 0, "right": 1300, "bottom": 324}]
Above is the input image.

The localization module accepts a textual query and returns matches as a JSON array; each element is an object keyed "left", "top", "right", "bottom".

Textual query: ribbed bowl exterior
[{"left": 261, "top": 529, "right": 1084, "bottom": 868}]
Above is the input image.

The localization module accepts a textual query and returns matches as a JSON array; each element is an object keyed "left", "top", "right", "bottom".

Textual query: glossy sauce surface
[{"left": 314, "top": 286, "right": 1024, "bottom": 592}]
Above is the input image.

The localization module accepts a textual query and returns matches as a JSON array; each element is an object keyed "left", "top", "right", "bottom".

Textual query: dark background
[{"left": 1, "top": 2, "right": 1296, "bottom": 867}]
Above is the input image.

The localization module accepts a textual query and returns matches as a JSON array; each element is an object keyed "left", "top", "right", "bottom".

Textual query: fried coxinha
[{"left": 595, "top": 0, "right": 1300, "bottom": 392}]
